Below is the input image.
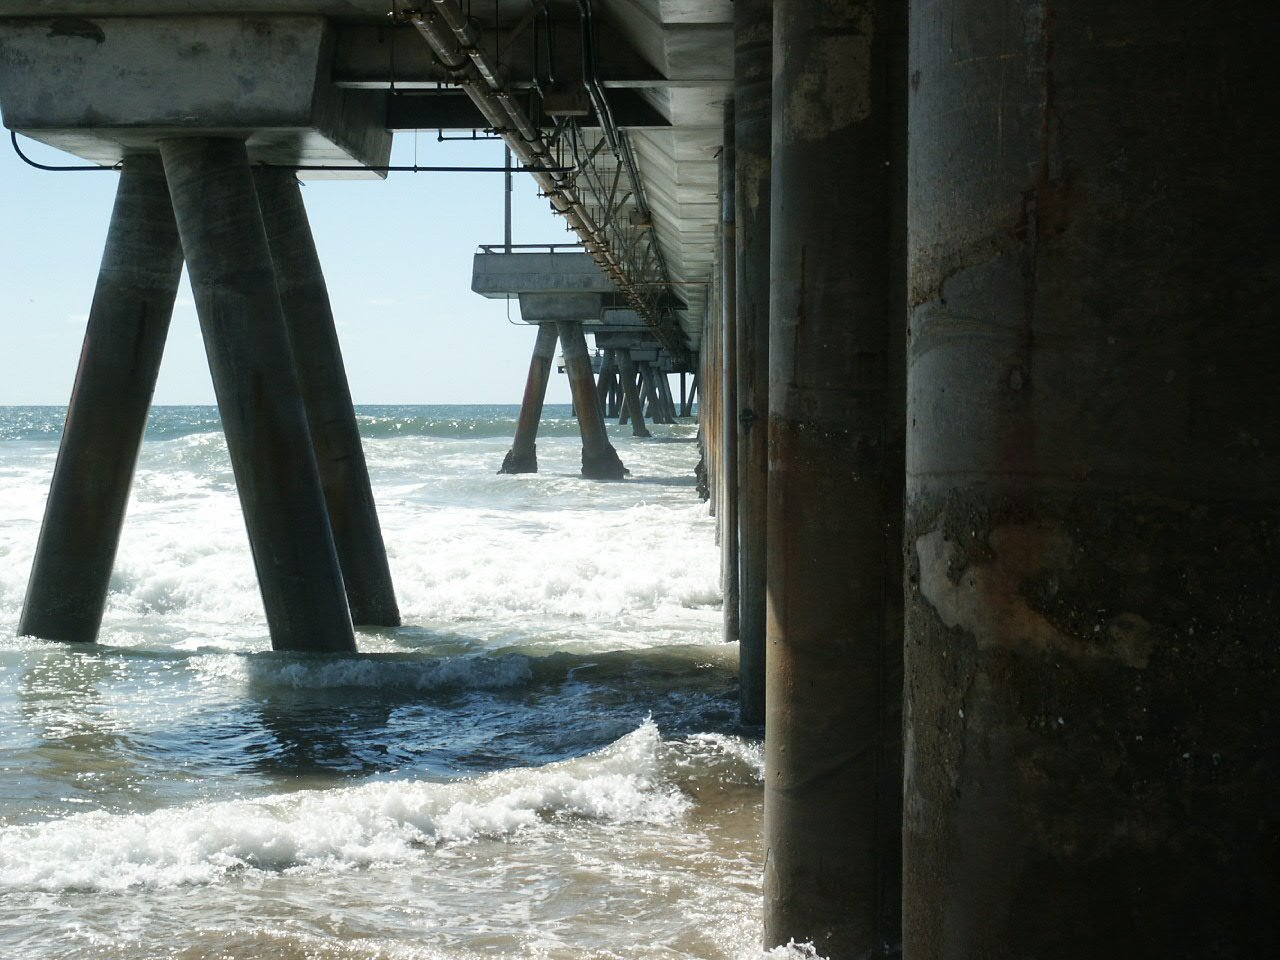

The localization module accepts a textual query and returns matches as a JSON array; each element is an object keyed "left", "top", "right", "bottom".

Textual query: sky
[{"left": 0, "top": 129, "right": 576, "bottom": 405}]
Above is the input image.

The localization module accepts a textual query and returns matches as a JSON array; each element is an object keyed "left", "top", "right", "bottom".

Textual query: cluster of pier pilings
[
  {"left": 20, "top": 142, "right": 400, "bottom": 652},
  {"left": 4, "top": 0, "right": 1279, "bottom": 955},
  {"left": 696, "top": 0, "right": 1279, "bottom": 957}
]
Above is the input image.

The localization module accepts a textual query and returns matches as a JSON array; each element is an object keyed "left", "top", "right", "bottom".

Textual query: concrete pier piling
[
  {"left": 639, "top": 364, "right": 656, "bottom": 419},
  {"left": 733, "top": 0, "right": 772, "bottom": 727},
  {"left": 639, "top": 364, "right": 656, "bottom": 420},
  {"left": 595, "top": 349, "right": 617, "bottom": 419},
  {"left": 161, "top": 137, "right": 355, "bottom": 653},
  {"left": 607, "top": 357, "right": 622, "bottom": 418},
  {"left": 719, "top": 101, "right": 740, "bottom": 650},
  {"left": 7, "top": 3, "right": 1275, "bottom": 951},
  {"left": 904, "top": 2, "right": 1280, "bottom": 956},
  {"left": 655, "top": 370, "right": 678, "bottom": 423},
  {"left": 639, "top": 362, "right": 672, "bottom": 424},
  {"left": 616, "top": 352, "right": 652, "bottom": 438},
  {"left": 701, "top": 298, "right": 720, "bottom": 515},
  {"left": 764, "top": 0, "right": 904, "bottom": 954},
  {"left": 254, "top": 167, "right": 399, "bottom": 627},
  {"left": 682, "top": 373, "right": 697, "bottom": 419},
  {"left": 19, "top": 154, "right": 183, "bottom": 644},
  {"left": 558, "top": 321, "right": 627, "bottom": 479},
  {"left": 500, "top": 323, "right": 559, "bottom": 474}
]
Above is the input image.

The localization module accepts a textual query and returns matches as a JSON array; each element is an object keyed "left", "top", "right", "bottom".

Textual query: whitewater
[{"left": 0, "top": 404, "right": 815, "bottom": 959}]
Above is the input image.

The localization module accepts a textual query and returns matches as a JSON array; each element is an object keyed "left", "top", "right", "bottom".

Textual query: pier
[{"left": 2, "top": 1, "right": 1278, "bottom": 958}]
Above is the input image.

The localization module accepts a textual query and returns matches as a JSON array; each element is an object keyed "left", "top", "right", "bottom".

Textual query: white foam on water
[
  {"left": 757, "top": 943, "right": 827, "bottom": 960},
  {"left": 383, "top": 494, "right": 720, "bottom": 649},
  {"left": 0, "top": 425, "right": 721, "bottom": 656},
  {"left": 0, "top": 721, "right": 686, "bottom": 893},
  {"left": 189, "top": 651, "right": 534, "bottom": 692},
  {"left": 676, "top": 732, "right": 766, "bottom": 783}
]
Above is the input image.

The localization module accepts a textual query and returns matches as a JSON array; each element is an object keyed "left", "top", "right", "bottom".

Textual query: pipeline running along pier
[{"left": 2, "top": 1, "right": 1277, "bottom": 957}]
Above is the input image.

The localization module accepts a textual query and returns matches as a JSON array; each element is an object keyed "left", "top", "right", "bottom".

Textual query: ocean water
[{"left": 0, "top": 405, "right": 804, "bottom": 960}]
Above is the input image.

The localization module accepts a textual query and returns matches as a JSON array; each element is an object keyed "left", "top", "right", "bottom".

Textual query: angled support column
[
  {"left": 734, "top": 0, "right": 773, "bottom": 725},
  {"left": 664, "top": 374, "right": 680, "bottom": 421},
  {"left": 254, "top": 168, "right": 399, "bottom": 627},
  {"left": 764, "top": 0, "right": 905, "bottom": 955},
  {"left": 607, "top": 359, "right": 622, "bottom": 418},
  {"left": 161, "top": 137, "right": 355, "bottom": 653},
  {"left": 615, "top": 352, "right": 652, "bottom": 437},
  {"left": 595, "top": 349, "right": 617, "bottom": 418},
  {"left": 639, "top": 364, "right": 656, "bottom": 418},
  {"left": 500, "top": 322, "right": 559, "bottom": 474},
  {"left": 654, "top": 369, "right": 678, "bottom": 423},
  {"left": 19, "top": 154, "right": 183, "bottom": 643},
  {"left": 558, "top": 321, "right": 627, "bottom": 479},
  {"left": 639, "top": 361, "right": 670, "bottom": 424}
]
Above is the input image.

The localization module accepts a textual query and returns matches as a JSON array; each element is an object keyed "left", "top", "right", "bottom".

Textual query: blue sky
[{"left": 0, "top": 130, "right": 574, "bottom": 405}]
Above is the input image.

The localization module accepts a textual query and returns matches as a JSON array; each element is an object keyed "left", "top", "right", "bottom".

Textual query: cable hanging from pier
[
  {"left": 392, "top": 0, "right": 689, "bottom": 365},
  {"left": 10, "top": 131, "right": 119, "bottom": 172}
]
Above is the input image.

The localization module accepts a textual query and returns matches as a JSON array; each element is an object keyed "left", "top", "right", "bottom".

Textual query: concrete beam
[
  {"left": 332, "top": 19, "right": 669, "bottom": 90},
  {"left": 517, "top": 292, "right": 606, "bottom": 324},
  {"left": 591, "top": 333, "right": 660, "bottom": 350},
  {"left": 386, "top": 89, "right": 671, "bottom": 131},
  {"left": 471, "top": 252, "right": 616, "bottom": 299},
  {"left": 0, "top": 15, "right": 390, "bottom": 174}
]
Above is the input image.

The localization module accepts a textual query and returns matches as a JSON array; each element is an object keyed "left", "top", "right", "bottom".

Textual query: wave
[
  {"left": 191, "top": 651, "right": 534, "bottom": 692},
  {"left": 0, "top": 721, "right": 688, "bottom": 893},
  {"left": 763, "top": 945, "right": 828, "bottom": 960}
]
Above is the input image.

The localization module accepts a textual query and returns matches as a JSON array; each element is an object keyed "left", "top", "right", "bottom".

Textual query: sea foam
[{"left": 0, "top": 721, "right": 686, "bottom": 893}]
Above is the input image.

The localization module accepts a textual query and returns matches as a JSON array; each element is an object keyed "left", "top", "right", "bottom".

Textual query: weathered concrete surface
[
  {"left": 471, "top": 253, "right": 616, "bottom": 299},
  {"left": 595, "top": 349, "right": 618, "bottom": 420},
  {"left": 19, "top": 154, "right": 183, "bottom": 644},
  {"left": 732, "top": 0, "right": 770, "bottom": 727},
  {"left": 254, "top": 167, "right": 399, "bottom": 627},
  {"left": 558, "top": 320, "right": 627, "bottom": 480},
  {"left": 500, "top": 322, "right": 559, "bottom": 474},
  {"left": 0, "top": 16, "right": 389, "bottom": 173},
  {"left": 904, "top": 1, "right": 1280, "bottom": 956},
  {"left": 162, "top": 137, "right": 355, "bottom": 653},
  {"left": 719, "top": 100, "right": 739, "bottom": 651},
  {"left": 764, "top": 0, "right": 904, "bottom": 955},
  {"left": 616, "top": 351, "right": 652, "bottom": 438},
  {"left": 640, "top": 360, "right": 674, "bottom": 424},
  {"left": 518, "top": 293, "right": 607, "bottom": 325}
]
